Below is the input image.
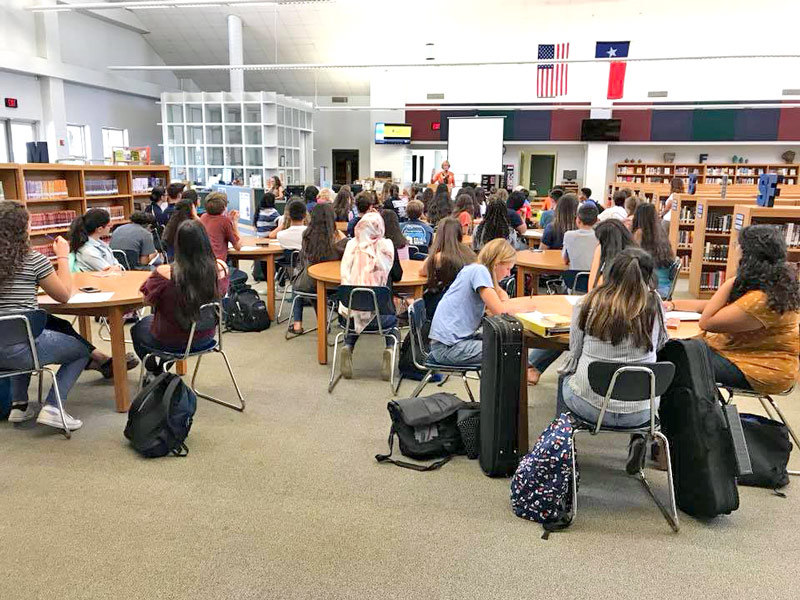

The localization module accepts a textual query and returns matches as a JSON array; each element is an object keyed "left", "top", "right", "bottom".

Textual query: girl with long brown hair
[{"left": 540, "top": 192, "right": 578, "bottom": 250}]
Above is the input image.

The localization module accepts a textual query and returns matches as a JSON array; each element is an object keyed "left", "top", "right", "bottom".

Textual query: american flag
[{"left": 537, "top": 43, "right": 569, "bottom": 98}]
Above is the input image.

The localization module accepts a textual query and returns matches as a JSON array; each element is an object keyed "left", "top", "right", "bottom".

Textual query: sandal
[{"left": 285, "top": 324, "right": 304, "bottom": 340}]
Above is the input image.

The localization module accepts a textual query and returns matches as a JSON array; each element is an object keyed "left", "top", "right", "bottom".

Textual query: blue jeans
[
  {"left": 131, "top": 316, "right": 213, "bottom": 365},
  {"left": 0, "top": 329, "right": 90, "bottom": 407},
  {"left": 528, "top": 348, "right": 562, "bottom": 374},
  {"left": 557, "top": 374, "right": 651, "bottom": 429},
  {"left": 292, "top": 293, "right": 316, "bottom": 323},
  {"left": 343, "top": 315, "right": 398, "bottom": 349},
  {"left": 429, "top": 333, "right": 483, "bottom": 368},
  {"left": 707, "top": 347, "right": 751, "bottom": 390}
]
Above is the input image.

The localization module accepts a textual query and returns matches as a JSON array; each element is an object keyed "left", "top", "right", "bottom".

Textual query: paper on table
[
  {"left": 665, "top": 311, "right": 702, "bottom": 321},
  {"left": 239, "top": 245, "right": 261, "bottom": 251},
  {"left": 68, "top": 292, "right": 114, "bottom": 303}
]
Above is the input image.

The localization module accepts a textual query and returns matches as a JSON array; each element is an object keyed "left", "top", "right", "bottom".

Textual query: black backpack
[
  {"left": 225, "top": 281, "right": 270, "bottom": 332},
  {"left": 124, "top": 373, "right": 197, "bottom": 458}
]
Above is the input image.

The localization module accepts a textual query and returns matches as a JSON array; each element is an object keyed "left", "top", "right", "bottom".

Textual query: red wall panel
[
  {"left": 778, "top": 106, "right": 800, "bottom": 141},
  {"left": 405, "top": 110, "right": 441, "bottom": 141}
]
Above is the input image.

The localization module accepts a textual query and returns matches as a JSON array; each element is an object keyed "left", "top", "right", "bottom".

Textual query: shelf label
[
  {"left": 697, "top": 203, "right": 703, "bottom": 218},
  {"left": 734, "top": 213, "right": 744, "bottom": 231}
]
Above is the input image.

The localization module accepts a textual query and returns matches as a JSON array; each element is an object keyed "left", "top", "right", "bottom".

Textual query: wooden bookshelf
[
  {"left": 129, "top": 164, "right": 170, "bottom": 210},
  {"left": 667, "top": 193, "right": 698, "bottom": 278},
  {"left": 725, "top": 205, "right": 800, "bottom": 276}
]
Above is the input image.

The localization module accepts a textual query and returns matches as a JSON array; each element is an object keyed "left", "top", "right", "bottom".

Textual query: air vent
[
  {"left": 331, "top": 96, "right": 348, "bottom": 103},
  {"left": 427, "top": 93, "right": 445, "bottom": 100},
  {"left": 647, "top": 91, "right": 668, "bottom": 98},
  {"left": 783, "top": 89, "right": 800, "bottom": 96}
]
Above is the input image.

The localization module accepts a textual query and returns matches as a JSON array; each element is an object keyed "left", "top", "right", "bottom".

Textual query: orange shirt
[
  {"left": 457, "top": 210, "right": 472, "bottom": 231},
  {"left": 432, "top": 170, "right": 455, "bottom": 186},
  {"left": 542, "top": 197, "right": 555, "bottom": 211}
]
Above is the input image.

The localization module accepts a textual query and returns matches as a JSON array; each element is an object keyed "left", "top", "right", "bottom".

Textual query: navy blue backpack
[
  {"left": 510, "top": 414, "right": 577, "bottom": 538},
  {"left": 0, "top": 379, "right": 11, "bottom": 421}
]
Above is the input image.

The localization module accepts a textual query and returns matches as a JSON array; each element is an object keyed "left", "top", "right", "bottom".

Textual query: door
[
  {"left": 332, "top": 149, "right": 359, "bottom": 185},
  {"left": 528, "top": 154, "right": 556, "bottom": 197}
]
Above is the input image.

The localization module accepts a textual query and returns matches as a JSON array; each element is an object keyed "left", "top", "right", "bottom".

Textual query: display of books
[
  {"left": 85, "top": 178, "right": 120, "bottom": 196},
  {"left": 25, "top": 179, "right": 69, "bottom": 200},
  {"left": 29, "top": 210, "right": 78, "bottom": 230}
]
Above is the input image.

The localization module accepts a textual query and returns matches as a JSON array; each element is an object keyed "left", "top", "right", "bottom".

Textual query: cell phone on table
[{"left": 79, "top": 286, "right": 102, "bottom": 293}]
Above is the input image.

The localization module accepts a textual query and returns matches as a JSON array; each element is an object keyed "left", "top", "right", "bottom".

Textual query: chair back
[
  {"left": 182, "top": 302, "right": 222, "bottom": 357},
  {"left": 112, "top": 249, "right": 132, "bottom": 271},
  {"left": 408, "top": 298, "right": 430, "bottom": 367},
  {"left": 337, "top": 285, "right": 393, "bottom": 315},
  {"left": 662, "top": 257, "right": 682, "bottom": 301},
  {"left": 587, "top": 361, "right": 675, "bottom": 401},
  {"left": 0, "top": 310, "right": 47, "bottom": 369}
]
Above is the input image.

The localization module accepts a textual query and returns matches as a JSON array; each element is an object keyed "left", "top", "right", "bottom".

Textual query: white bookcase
[{"left": 160, "top": 91, "right": 314, "bottom": 187}]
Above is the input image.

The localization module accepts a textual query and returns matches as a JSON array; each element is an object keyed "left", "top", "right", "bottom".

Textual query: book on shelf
[
  {"left": 515, "top": 312, "right": 572, "bottom": 337},
  {"left": 32, "top": 243, "right": 55, "bottom": 258},
  {"left": 29, "top": 209, "right": 77, "bottom": 231},
  {"left": 678, "top": 230, "right": 694, "bottom": 246},
  {"left": 97, "top": 205, "right": 126, "bottom": 221},
  {"left": 85, "top": 178, "right": 120, "bottom": 196},
  {"left": 25, "top": 179, "right": 68, "bottom": 200},
  {"left": 679, "top": 255, "right": 690, "bottom": 271},
  {"left": 706, "top": 212, "right": 732, "bottom": 233},
  {"left": 700, "top": 269, "right": 727, "bottom": 292},
  {"left": 774, "top": 222, "right": 800, "bottom": 249},
  {"left": 703, "top": 243, "right": 729, "bottom": 262},
  {"left": 132, "top": 176, "right": 166, "bottom": 194},
  {"left": 679, "top": 205, "right": 695, "bottom": 223}
]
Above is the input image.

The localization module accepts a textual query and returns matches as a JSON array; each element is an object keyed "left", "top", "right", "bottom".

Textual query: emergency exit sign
[{"left": 4, "top": 98, "right": 18, "bottom": 109}]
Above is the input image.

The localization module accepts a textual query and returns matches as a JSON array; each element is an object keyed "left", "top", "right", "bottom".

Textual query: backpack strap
[
  {"left": 375, "top": 427, "right": 452, "bottom": 472},
  {"left": 162, "top": 375, "right": 190, "bottom": 457},
  {"left": 541, "top": 516, "right": 573, "bottom": 540}
]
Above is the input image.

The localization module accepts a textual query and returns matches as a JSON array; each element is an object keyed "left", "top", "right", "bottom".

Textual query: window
[
  {"left": 0, "top": 121, "right": 8, "bottom": 163},
  {"left": 9, "top": 121, "right": 37, "bottom": 162},
  {"left": 102, "top": 127, "right": 129, "bottom": 159},
  {"left": 67, "top": 124, "right": 89, "bottom": 159}
]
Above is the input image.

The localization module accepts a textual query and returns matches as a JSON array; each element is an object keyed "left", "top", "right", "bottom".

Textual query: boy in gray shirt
[{"left": 562, "top": 202, "right": 599, "bottom": 272}]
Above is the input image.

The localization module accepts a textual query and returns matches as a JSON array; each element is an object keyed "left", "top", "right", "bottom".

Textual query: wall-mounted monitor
[
  {"left": 375, "top": 123, "right": 412, "bottom": 145},
  {"left": 580, "top": 119, "right": 621, "bottom": 142}
]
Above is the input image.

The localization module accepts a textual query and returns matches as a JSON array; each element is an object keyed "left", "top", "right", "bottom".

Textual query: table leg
[
  {"left": 412, "top": 285, "right": 423, "bottom": 300},
  {"left": 315, "top": 280, "right": 328, "bottom": 364},
  {"left": 108, "top": 307, "right": 130, "bottom": 412},
  {"left": 78, "top": 315, "right": 92, "bottom": 344},
  {"left": 530, "top": 272, "right": 540, "bottom": 296},
  {"left": 176, "top": 360, "right": 187, "bottom": 375},
  {"left": 266, "top": 254, "right": 276, "bottom": 322}
]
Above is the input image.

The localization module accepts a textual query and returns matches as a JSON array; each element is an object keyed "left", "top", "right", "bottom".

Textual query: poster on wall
[
  {"left": 239, "top": 191, "right": 251, "bottom": 222},
  {"left": 503, "top": 164, "right": 515, "bottom": 190}
]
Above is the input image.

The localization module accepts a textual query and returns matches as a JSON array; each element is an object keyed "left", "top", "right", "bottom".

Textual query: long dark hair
[
  {"left": 69, "top": 208, "right": 110, "bottom": 253},
  {"left": 381, "top": 209, "right": 407, "bottom": 249},
  {"left": 632, "top": 202, "right": 674, "bottom": 268},
  {"left": 595, "top": 219, "right": 636, "bottom": 275},
  {"left": 304, "top": 185, "right": 319, "bottom": 205},
  {"left": 552, "top": 192, "right": 578, "bottom": 241},
  {"left": 421, "top": 187, "right": 434, "bottom": 211},
  {"left": 0, "top": 201, "right": 31, "bottom": 288},
  {"left": 150, "top": 186, "right": 165, "bottom": 205},
  {"left": 333, "top": 186, "right": 353, "bottom": 221},
  {"left": 480, "top": 198, "right": 511, "bottom": 245},
  {"left": 163, "top": 198, "right": 195, "bottom": 248},
  {"left": 579, "top": 248, "right": 661, "bottom": 350},
  {"left": 172, "top": 220, "right": 219, "bottom": 330},
  {"left": 452, "top": 193, "right": 475, "bottom": 218},
  {"left": 730, "top": 225, "right": 800, "bottom": 314},
  {"left": 269, "top": 175, "right": 282, "bottom": 190},
  {"left": 302, "top": 203, "right": 338, "bottom": 264},
  {"left": 426, "top": 216, "right": 476, "bottom": 290},
  {"left": 428, "top": 183, "right": 453, "bottom": 226}
]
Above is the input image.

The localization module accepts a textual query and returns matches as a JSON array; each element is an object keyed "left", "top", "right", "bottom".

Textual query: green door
[{"left": 529, "top": 154, "right": 556, "bottom": 197}]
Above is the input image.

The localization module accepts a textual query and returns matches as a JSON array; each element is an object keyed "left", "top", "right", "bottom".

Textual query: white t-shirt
[
  {"left": 597, "top": 205, "right": 628, "bottom": 222},
  {"left": 276, "top": 225, "right": 307, "bottom": 250},
  {"left": 663, "top": 193, "right": 675, "bottom": 222}
]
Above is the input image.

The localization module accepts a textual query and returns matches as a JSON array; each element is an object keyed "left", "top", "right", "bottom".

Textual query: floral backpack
[{"left": 510, "top": 413, "right": 576, "bottom": 538}]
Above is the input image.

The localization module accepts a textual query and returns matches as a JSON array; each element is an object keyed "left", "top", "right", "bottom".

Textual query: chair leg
[
  {"left": 461, "top": 373, "right": 477, "bottom": 403},
  {"left": 190, "top": 351, "right": 246, "bottom": 412},
  {"left": 276, "top": 283, "right": 292, "bottom": 325},
  {"left": 42, "top": 368, "right": 70, "bottom": 439},
  {"left": 388, "top": 335, "right": 399, "bottom": 396},
  {"left": 327, "top": 333, "right": 344, "bottom": 394},
  {"left": 410, "top": 371, "right": 434, "bottom": 399},
  {"left": 641, "top": 432, "right": 680, "bottom": 532},
  {"left": 437, "top": 374, "right": 450, "bottom": 387},
  {"left": 761, "top": 396, "right": 800, "bottom": 476},
  {"left": 393, "top": 374, "right": 404, "bottom": 396}
]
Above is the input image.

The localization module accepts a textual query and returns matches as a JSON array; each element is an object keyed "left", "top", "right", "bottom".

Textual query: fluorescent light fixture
[{"left": 28, "top": 0, "right": 329, "bottom": 11}]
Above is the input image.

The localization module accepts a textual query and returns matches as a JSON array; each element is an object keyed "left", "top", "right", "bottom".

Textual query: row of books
[
  {"left": 707, "top": 168, "right": 735, "bottom": 176},
  {"left": 674, "top": 168, "right": 701, "bottom": 175},
  {"left": 98, "top": 205, "right": 126, "bottom": 221},
  {"left": 775, "top": 223, "right": 800, "bottom": 248},
  {"left": 678, "top": 206, "right": 695, "bottom": 222},
  {"left": 700, "top": 269, "right": 727, "bottom": 292},
  {"left": 771, "top": 167, "right": 798, "bottom": 176},
  {"left": 132, "top": 176, "right": 166, "bottom": 194},
  {"left": 32, "top": 243, "right": 55, "bottom": 258},
  {"left": 85, "top": 178, "right": 120, "bottom": 196},
  {"left": 25, "top": 179, "right": 69, "bottom": 200},
  {"left": 703, "top": 243, "right": 729, "bottom": 262},
  {"left": 679, "top": 254, "right": 690, "bottom": 272},
  {"left": 29, "top": 210, "right": 78, "bottom": 231},
  {"left": 706, "top": 212, "right": 733, "bottom": 233},
  {"left": 678, "top": 230, "right": 694, "bottom": 246}
]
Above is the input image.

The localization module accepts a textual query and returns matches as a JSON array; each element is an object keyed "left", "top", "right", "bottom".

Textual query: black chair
[
  {"left": 328, "top": 285, "right": 400, "bottom": 394},
  {"left": 546, "top": 271, "right": 590, "bottom": 295},
  {"left": 0, "top": 311, "right": 72, "bottom": 438},
  {"left": 276, "top": 250, "right": 300, "bottom": 323},
  {"left": 112, "top": 249, "right": 132, "bottom": 271},
  {"left": 137, "top": 302, "right": 245, "bottom": 412},
  {"left": 397, "top": 298, "right": 481, "bottom": 402},
  {"left": 570, "top": 361, "right": 678, "bottom": 532}
]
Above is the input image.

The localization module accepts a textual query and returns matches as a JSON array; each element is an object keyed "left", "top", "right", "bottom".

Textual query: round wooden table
[
  {"left": 521, "top": 229, "right": 543, "bottom": 248},
  {"left": 229, "top": 236, "right": 285, "bottom": 320},
  {"left": 515, "top": 249, "right": 568, "bottom": 296},
  {"left": 308, "top": 260, "right": 426, "bottom": 364},
  {"left": 39, "top": 270, "right": 151, "bottom": 412}
]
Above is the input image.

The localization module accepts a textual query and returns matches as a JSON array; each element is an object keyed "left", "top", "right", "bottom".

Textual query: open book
[{"left": 515, "top": 311, "right": 572, "bottom": 337}]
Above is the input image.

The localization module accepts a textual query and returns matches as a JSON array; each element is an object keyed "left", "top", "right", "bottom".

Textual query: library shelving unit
[
  {"left": 725, "top": 204, "right": 800, "bottom": 276},
  {"left": 688, "top": 198, "right": 751, "bottom": 298},
  {"left": 608, "top": 182, "right": 672, "bottom": 207},
  {"left": 667, "top": 193, "right": 698, "bottom": 277},
  {"left": 129, "top": 164, "right": 170, "bottom": 210},
  {"left": 160, "top": 91, "right": 314, "bottom": 188}
]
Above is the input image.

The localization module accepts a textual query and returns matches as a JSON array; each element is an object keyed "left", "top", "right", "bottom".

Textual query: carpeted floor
[{"left": 1, "top": 277, "right": 798, "bottom": 600}]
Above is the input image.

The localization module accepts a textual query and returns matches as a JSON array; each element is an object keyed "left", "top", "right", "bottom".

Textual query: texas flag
[{"left": 595, "top": 41, "right": 630, "bottom": 100}]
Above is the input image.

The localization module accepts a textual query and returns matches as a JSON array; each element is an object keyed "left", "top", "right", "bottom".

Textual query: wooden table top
[
  {"left": 523, "top": 295, "right": 702, "bottom": 342},
  {"left": 308, "top": 259, "right": 427, "bottom": 287},
  {"left": 39, "top": 271, "right": 151, "bottom": 310},
  {"left": 231, "top": 236, "right": 285, "bottom": 257},
  {"left": 515, "top": 248, "right": 568, "bottom": 271}
]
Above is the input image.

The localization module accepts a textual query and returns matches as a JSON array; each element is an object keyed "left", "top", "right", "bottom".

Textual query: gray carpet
[{"left": 1, "top": 277, "right": 798, "bottom": 600}]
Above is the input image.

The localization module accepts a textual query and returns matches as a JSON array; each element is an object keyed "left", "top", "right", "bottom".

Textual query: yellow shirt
[{"left": 704, "top": 290, "right": 799, "bottom": 394}]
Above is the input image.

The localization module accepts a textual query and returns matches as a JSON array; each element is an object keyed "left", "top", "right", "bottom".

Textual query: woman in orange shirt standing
[{"left": 432, "top": 160, "right": 455, "bottom": 188}]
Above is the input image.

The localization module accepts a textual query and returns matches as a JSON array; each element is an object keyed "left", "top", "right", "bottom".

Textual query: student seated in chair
[
  {"left": 557, "top": 248, "right": 668, "bottom": 428},
  {"left": 400, "top": 200, "right": 434, "bottom": 250},
  {"left": 671, "top": 225, "right": 799, "bottom": 394},
  {"left": 199, "top": 191, "right": 240, "bottom": 263},
  {"left": 631, "top": 202, "right": 676, "bottom": 299},
  {"left": 540, "top": 193, "right": 578, "bottom": 251},
  {"left": 162, "top": 198, "right": 198, "bottom": 262},
  {"left": 562, "top": 202, "right": 599, "bottom": 273},
  {"left": 419, "top": 217, "right": 476, "bottom": 319},
  {"left": 69, "top": 208, "right": 123, "bottom": 273},
  {"left": 131, "top": 220, "right": 227, "bottom": 376},
  {"left": 110, "top": 211, "right": 158, "bottom": 267},
  {"left": 427, "top": 238, "right": 538, "bottom": 368},
  {"left": 338, "top": 212, "right": 402, "bottom": 381},
  {"left": 346, "top": 192, "right": 375, "bottom": 238},
  {"left": 276, "top": 198, "right": 308, "bottom": 251}
]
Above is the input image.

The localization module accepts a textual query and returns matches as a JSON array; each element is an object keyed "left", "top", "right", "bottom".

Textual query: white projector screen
[{"left": 447, "top": 117, "right": 504, "bottom": 178}]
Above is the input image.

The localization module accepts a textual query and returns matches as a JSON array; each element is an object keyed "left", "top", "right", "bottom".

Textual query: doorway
[
  {"left": 528, "top": 154, "right": 556, "bottom": 197},
  {"left": 332, "top": 149, "right": 359, "bottom": 185}
]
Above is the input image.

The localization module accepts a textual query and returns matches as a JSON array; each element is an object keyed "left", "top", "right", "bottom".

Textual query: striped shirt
[
  {"left": 559, "top": 296, "right": 668, "bottom": 414},
  {"left": 255, "top": 207, "right": 280, "bottom": 237},
  {"left": 0, "top": 252, "right": 54, "bottom": 315}
]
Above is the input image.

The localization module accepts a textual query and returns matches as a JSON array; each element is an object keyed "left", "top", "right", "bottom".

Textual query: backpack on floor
[
  {"left": 511, "top": 414, "right": 576, "bottom": 538},
  {"left": 0, "top": 379, "right": 11, "bottom": 421},
  {"left": 124, "top": 372, "right": 197, "bottom": 458},
  {"left": 738, "top": 413, "right": 792, "bottom": 491},
  {"left": 225, "top": 283, "right": 270, "bottom": 332}
]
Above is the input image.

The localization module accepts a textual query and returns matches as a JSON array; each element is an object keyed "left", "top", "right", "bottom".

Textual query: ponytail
[
  {"left": 150, "top": 186, "right": 165, "bottom": 205},
  {"left": 69, "top": 208, "right": 111, "bottom": 253}
]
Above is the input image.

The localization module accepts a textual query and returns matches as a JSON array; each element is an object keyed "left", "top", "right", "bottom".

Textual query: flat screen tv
[
  {"left": 580, "top": 119, "right": 621, "bottom": 142},
  {"left": 375, "top": 123, "right": 412, "bottom": 145}
]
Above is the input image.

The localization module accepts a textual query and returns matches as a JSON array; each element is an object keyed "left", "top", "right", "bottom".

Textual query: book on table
[{"left": 515, "top": 311, "right": 571, "bottom": 336}]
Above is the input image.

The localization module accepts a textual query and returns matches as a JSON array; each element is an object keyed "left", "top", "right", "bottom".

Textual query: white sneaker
[
  {"left": 36, "top": 405, "right": 83, "bottom": 431},
  {"left": 8, "top": 405, "right": 37, "bottom": 423}
]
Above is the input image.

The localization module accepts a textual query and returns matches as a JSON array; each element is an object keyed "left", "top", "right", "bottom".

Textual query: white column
[
  {"left": 582, "top": 64, "right": 614, "bottom": 204},
  {"left": 370, "top": 70, "right": 409, "bottom": 183},
  {"left": 227, "top": 14, "right": 244, "bottom": 94},
  {"left": 35, "top": 5, "right": 69, "bottom": 161}
]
